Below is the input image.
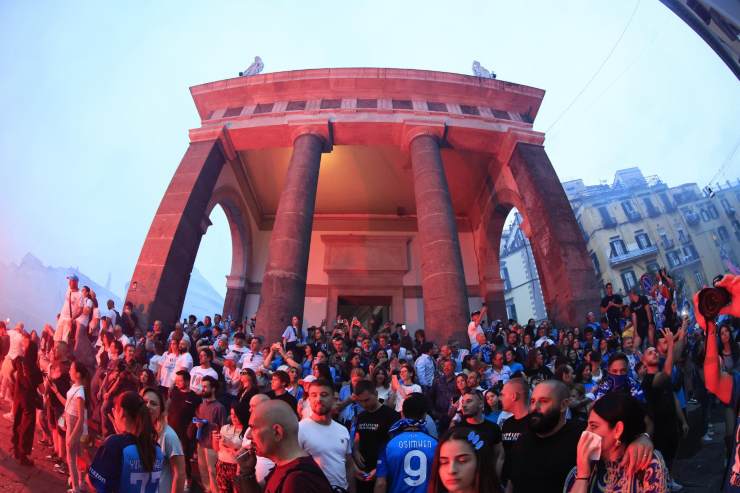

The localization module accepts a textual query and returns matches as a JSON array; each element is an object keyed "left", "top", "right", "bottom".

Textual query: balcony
[
  {"left": 679, "top": 234, "right": 692, "bottom": 244},
  {"left": 674, "top": 255, "right": 701, "bottom": 268},
  {"left": 685, "top": 211, "right": 700, "bottom": 226},
  {"left": 661, "top": 239, "right": 675, "bottom": 250},
  {"left": 608, "top": 244, "right": 659, "bottom": 267}
]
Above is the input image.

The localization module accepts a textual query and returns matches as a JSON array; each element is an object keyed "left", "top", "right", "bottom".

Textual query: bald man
[
  {"left": 499, "top": 378, "right": 530, "bottom": 485},
  {"left": 238, "top": 400, "right": 332, "bottom": 493}
]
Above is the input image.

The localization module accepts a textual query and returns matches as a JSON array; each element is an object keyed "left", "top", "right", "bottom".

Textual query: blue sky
[{"left": 1, "top": 0, "right": 738, "bottom": 297}]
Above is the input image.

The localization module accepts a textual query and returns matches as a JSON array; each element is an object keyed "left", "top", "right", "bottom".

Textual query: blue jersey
[
  {"left": 376, "top": 430, "right": 437, "bottom": 493},
  {"left": 89, "top": 433, "right": 164, "bottom": 493}
]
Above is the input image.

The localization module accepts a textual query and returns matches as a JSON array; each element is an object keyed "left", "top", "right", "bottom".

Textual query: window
[
  {"left": 721, "top": 198, "right": 735, "bottom": 214},
  {"left": 659, "top": 193, "right": 676, "bottom": 212},
  {"left": 609, "top": 238, "right": 627, "bottom": 257},
  {"left": 391, "top": 100, "right": 413, "bottom": 110},
  {"left": 505, "top": 299, "right": 518, "bottom": 322},
  {"left": 635, "top": 232, "right": 652, "bottom": 250},
  {"left": 590, "top": 252, "right": 601, "bottom": 276},
  {"left": 320, "top": 99, "right": 342, "bottom": 109},
  {"left": 677, "top": 229, "right": 689, "bottom": 243},
  {"left": 694, "top": 271, "right": 706, "bottom": 288},
  {"left": 357, "top": 99, "right": 378, "bottom": 109},
  {"left": 700, "top": 208, "right": 711, "bottom": 222},
  {"left": 253, "top": 103, "right": 274, "bottom": 114},
  {"left": 501, "top": 264, "right": 512, "bottom": 292},
  {"left": 286, "top": 101, "right": 307, "bottom": 111},
  {"left": 708, "top": 204, "right": 720, "bottom": 219},
  {"left": 621, "top": 201, "right": 640, "bottom": 221},
  {"left": 460, "top": 104, "right": 480, "bottom": 115},
  {"left": 643, "top": 197, "right": 660, "bottom": 217},
  {"left": 682, "top": 244, "right": 699, "bottom": 260},
  {"left": 427, "top": 102, "right": 447, "bottom": 112},
  {"left": 621, "top": 270, "right": 638, "bottom": 292},
  {"left": 223, "top": 106, "right": 243, "bottom": 117},
  {"left": 718, "top": 226, "right": 730, "bottom": 241},
  {"left": 599, "top": 206, "right": 617, "bottom": 228},
  {"left": 667, "top": 250, "right": 682, "bottom": 268},
  {"left": 490, "top": 109, "right": 511, "bottom": 120}
]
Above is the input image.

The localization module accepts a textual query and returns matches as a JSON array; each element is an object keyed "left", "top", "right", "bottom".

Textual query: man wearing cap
[{"left": 54, "top": 274, "right": 83, "bottom": 343}]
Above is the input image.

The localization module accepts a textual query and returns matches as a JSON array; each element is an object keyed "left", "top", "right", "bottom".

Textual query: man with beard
[
  {"left": 299, "top": 379, "right": 354, "bottom": 491},
  {"left": 175, "top": 339, "right": 194, "bottom": 373},
  {"left": 191, "top": 376, "right": 226, "bottom": 493},
  {"left": 508, "top": 380, "right": 654, "bottom": 493},
  {"left": 454, "top": 389, "right": 504, "bottom": 478}
]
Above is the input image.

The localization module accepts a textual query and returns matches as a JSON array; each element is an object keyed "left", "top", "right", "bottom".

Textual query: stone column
[
  {"left": 255, "top": 133, "right": 325, "bottom": 343},
  {"left": 127, "top": 140, "right": 226, "bottom": 329},
  {"left": 410, "top": 134, "right": 469, "bottom": 344},
  {"left": 223, "top": 275, "right": 247, "bottom": 321},
  {"left": 475, "top": 202, "right": 510, "bottom": 323},
  {"left": 507, "top": 143, "right": 599, "bottom": 327}
]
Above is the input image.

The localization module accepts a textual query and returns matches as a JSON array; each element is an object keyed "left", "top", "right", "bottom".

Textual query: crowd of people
[{"left": 1, "top": 270, "right": 739, "bottom": 493}]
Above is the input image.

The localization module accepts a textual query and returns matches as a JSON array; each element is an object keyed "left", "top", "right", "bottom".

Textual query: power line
[
  {"left": 707, "top": 136, "right": 740, "bottom": 187},
  {"left": 545, "top": 0, "right": 641, "bottom": 134}
]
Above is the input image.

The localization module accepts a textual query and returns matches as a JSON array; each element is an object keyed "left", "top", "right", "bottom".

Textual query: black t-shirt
[
  {"left": 641, "top": 373, "right": 679, "bottom": 444},
  {"left": 167, "top": 388, "right": 201, "bottom": 435},
  {"left": 355, "top": 405, "right": 400, "bottom": 472},
  {"left": 501, "top": 415, "right": 530, "bottom": 482},
  {"left": 600, "top": 294, "right": 623, "bottom": 321},
  {"left": 509, "top": 419, "right": 584, "bottom": 493},
  {"left": 458, "top": 419, "right": 502, "bottom": 454},
  {"left": 267, "top": 390, "right": 299, "bottom": 416},
  {"left": 264, "top": 456, "right": 333, "bottom": 493},
  {"left": 629, "top": 295, "right": 651, "bottom": 328}
]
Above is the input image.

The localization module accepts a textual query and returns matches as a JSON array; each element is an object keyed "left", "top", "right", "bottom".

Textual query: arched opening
[
  {"left": 181, "top": 204, "right": 230, "bottom": 320},
  {"left": 498, "top": 207, "right": 546, "bottom": 324}
]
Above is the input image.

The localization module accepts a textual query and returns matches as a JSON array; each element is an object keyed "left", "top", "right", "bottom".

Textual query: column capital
[
  {"left": 289, "top": 120, "right": 333, "bottom": 152},
  {"left": 400, "top": 121, "right": 446, "bottom": 152},
  {"left": 188, "top": 125, "right": 238, "bottom": 161},
  {"left": 225, "top": 275, "right": 247, "bottom": 289}
]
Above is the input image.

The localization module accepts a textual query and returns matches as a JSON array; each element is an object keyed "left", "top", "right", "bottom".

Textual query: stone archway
[{"left": 207, "top": 186, "right": 252, "bottom": 321}]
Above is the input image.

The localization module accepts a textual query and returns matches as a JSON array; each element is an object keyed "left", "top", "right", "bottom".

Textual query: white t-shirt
[
  {"left": 240, "top": 349, "right": 264, "bottom": 372},
  {"left": 175, "top": 352, "right": 194, "bottom": 373},
  {"left": 298, "top": 418, "right": 352, "bottom": 489},
  {"left": 77, "top": 297, "right": 94, "bottom": 326},
  {"left": 467, "top": 321, "right": 484, "bottom": 346},
  {"left": 148, "top": 354, "right": 163, "bottom": 376},
  {"left": 190, "top": 365, "right": 218, "bottom": 394},
  {"left": 65, "top": 384, "right": 85, "bottom": 417},
  {"left": 281, "top": 325, "right": 301, "bottom": 343},
  {"left": 223, "top": 366, "right": 240, "bottom": 397},
  {"left": 394, "top": 383, "right": 422, "bottom": 412},
  {"left": 116, "top": 333, "right": 131, "bottom": 348},
  {"left": 158, "top": 352, "right": 179, "bottom": 388},
  {"left": 7, "top": 329, "right": 24, "bottom": 361}
]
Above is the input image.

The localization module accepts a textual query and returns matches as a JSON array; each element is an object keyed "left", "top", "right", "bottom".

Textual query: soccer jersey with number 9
[{"left": 376, "top": 430, "right": 437, "bottom": 493}]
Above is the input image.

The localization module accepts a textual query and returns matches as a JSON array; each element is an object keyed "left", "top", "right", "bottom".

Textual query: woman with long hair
[
  {"left": 141, "top": 386, "right": 185, "bottom": 493},
  {"left": 371, "top": 366, "right": 392, "bottom": 405},
  {"left": 235, "top": 368, "right": 259, "bottom": 417},
  {"left": 49, "top": 360, "right": 90, "bottom": 493},
  {"left": 302, "top": 344, "right": 315, "bottom": 376},
  {"left": 524, "top": 348, "right": 553, "bottom": 386},
  {"left": 88, "top": 391, "right": 164, "bottom": 493},
  {"left": 565, "top": 392, "right": 667, "bottom": 492},
  {"left": 428, "top": 426, "right": 501, "bottom": 493},
  {"left": 213, "top": 403, "right": 249, "bottom": 493}
]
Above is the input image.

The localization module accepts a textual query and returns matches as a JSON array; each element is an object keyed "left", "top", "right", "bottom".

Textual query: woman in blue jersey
[{"left": 88, "top": 390, "right": 164, "bottom": 493}]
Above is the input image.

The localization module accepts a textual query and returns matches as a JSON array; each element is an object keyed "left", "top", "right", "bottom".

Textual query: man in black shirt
[
  {"left": 600, "top": 282, "right": 624, "bottom": 335},
  {"left": 628, "top": 288, "right": 654, "bottom": 347},
  {"left": 352, "top": 380, "right": 400, "bottom": 493},
  {"left": 508, "top": 380, "right": 584, "bottom": 493},
  {"left": 168, "top": 370, "right": 201, "bottom": 487},
  {"left": 500, "top": 378, "right": 530, "bottom": 485},
  {"left": 454, "top": 389, "right": 504, "bottom": 478}
]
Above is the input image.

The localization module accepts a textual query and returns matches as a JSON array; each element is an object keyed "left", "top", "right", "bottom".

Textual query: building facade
[
  {"left": 563, "top": 168, "right": 740, "bottom": 299},
  {"left": 125, "top": 67, "right": 599, "bottom": 343},
  {"left": 499, "top": 212, "right": 547, "bottom": 323}
]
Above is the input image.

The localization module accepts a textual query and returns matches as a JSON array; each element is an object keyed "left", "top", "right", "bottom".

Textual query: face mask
[{"left": 607, "top": 373, "right": 629, "bottom": 390}]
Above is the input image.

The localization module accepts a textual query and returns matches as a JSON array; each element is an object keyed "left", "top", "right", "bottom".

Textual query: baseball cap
[
  {"left": 299, "top": 374, "right": 316, "bottom": 383},
  {"left": 66, "top": 273, "right": 79, "bottom": 281}
]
